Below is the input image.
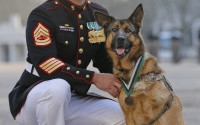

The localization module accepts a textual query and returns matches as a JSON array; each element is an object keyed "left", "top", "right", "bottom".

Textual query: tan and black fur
[{"left": 94, "top": 4, "right": 185, "bottom": 125}]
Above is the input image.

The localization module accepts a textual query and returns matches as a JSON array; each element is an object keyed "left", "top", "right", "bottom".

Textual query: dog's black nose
[{"left": 117, "top": 36, "right": 125, "bottom": 43}]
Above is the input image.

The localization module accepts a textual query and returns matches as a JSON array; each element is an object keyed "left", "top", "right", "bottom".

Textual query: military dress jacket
[{"left": 9, "top": 0, "right": 113, "bottom": 119}]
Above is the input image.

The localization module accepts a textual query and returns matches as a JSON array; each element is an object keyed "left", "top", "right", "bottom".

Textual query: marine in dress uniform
[{"left": 9, "top": 0, "right": 125, "bottom": 124}]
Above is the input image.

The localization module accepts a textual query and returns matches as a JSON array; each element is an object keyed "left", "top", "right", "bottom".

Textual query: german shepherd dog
[{"left": 94, "top": 4, "right": 185, "bottom": 125}]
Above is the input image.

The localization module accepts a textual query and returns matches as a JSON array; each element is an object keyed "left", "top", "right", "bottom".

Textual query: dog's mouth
[
  {"left": 111, "top": 37, "right": 133, "bottom": 57},
  {"left": 116, "top": 48, "right": 125, "bottom": 55},
  {"left": 114, "top": 48, "right": 130, "bottom": 57}
]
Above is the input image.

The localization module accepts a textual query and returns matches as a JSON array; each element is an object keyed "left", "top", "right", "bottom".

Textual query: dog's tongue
[{"left": 116, "top": 48, "right": 125, "bottom": 55}]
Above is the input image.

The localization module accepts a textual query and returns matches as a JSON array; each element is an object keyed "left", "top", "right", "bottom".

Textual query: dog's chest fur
[{"left": 115, "top": 53, "right": 170, "bottom": 125}]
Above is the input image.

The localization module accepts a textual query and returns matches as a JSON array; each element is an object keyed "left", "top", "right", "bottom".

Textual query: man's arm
[
  {"left": 27, "top": 8, "right": 122, "bottom": 97},
  {"left": 26, "top": 9, "right": 94, "bottom": 94}
]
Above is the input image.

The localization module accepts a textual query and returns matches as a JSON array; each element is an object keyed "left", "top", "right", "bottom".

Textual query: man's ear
[
  {"left": 94, "top": 11, "right": 115, "bottom": 29},
  {"left": 129, "top": 4, "right": 144, "bottom": 28}
]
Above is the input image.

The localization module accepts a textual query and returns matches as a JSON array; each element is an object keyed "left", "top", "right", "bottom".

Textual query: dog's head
[{"left": 94, "top": 4, "right": 145, "bottom": 58}]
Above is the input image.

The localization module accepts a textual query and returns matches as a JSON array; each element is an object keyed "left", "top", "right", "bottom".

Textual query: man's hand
[{"left": 92, "top": 73, "right": 122, "bottom": 98}]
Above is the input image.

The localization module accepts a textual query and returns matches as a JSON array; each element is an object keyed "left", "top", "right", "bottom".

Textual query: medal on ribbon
[
  {"left": 87, "top": 21, "right": 105, "bottom": 44},
  {"left": 119, "top": 54, "right": 145, "bottom": 105}
]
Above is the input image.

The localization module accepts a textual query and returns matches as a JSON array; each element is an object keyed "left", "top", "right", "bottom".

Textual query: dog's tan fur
[
  {"left": 94, "top": 4, "right": 185, "bottom": 125},
  {"left": 117, "top": 53, "right": 185, "bottom": 125}
]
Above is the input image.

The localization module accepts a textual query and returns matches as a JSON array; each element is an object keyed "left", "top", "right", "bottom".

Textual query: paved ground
[{"left": 0, "top": 60, "right": 200, "bottom": 125}]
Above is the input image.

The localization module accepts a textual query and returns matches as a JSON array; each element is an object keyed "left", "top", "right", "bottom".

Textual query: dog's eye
[
  {"left": 112, "top": 28, "right": 118, "bottom": 32},
  {"left": 125, "top": 29, "right": 131, "bottom": 33}
]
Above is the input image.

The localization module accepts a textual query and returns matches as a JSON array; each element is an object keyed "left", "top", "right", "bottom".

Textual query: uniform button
[
  {"left": 71, "top": 5, "right": 75, "bottom": 10},
  {"left": 88, "top": 1, "right": 91, "bottom": 4},
  {"left": 65, "top": 41, "right": 69, "bottom": 45},
  {"left": 78, "top": 14, "right": 82, "bottom": 19},
  {"left": 55, "top": 1, "right": 59, "bottom": 4},
  {"left": 86, "top": 75, "right": 90, "bottom": 78},
  {"left": 67, "top": 67, "right": 70, "bottom": 70},
  {"left": 80, "top": 25, "right": 83, "bottom": 30},
  {"left": 80, "top": 37, "right": 84, "bottom": 42},
  {"left": 76, "top": 71, "right": 80, "bottom": 74},
  {"left": 79, "top": 48, "right": 83, "bottom": 54},
  {"left": 83, "top": 6, "right": 86, "bottom": 10},
  {"left": 78, "top": 60, "right": 82, "bottom": 65}
]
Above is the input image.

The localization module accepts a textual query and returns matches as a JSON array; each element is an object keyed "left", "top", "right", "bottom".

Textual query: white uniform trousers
[{"left": 16, "top": 78, "right": 126, "bottom": 125}]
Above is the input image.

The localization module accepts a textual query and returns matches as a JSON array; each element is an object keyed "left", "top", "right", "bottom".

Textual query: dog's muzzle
[{"left": 112, "top": 35, "right": 131, "bottom": 57}]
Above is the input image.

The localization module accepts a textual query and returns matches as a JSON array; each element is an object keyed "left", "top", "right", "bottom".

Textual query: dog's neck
[
  {"left": 113, "top": 54, "right": 142, "bottom": 72},
  {"left": 112, "top": 52, "right": 163, "bottom": 83}
]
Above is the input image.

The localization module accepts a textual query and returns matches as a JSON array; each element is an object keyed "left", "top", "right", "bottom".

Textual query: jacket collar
[{"left": 58, "top": 0, "right": 90, "bottom": 14}]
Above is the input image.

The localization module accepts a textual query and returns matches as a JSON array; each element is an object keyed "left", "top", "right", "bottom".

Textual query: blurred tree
[
  {"left": 159, "top": 0, "right": 200, "bottom": 46},
  {"left": 1, "top": 0, "right": 200, "bottom": 41},
  {"left": 0, "top": 0, "right": 42, "bottom": 24}
]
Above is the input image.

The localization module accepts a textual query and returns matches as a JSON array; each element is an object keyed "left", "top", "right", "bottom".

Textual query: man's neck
[{"left": 69, "top": 0, "right": 86, "bottom": 6}]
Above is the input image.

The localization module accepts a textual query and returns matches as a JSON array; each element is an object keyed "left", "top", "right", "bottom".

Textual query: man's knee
[
  {"left": 45, "top": 78, "right": 71, "bottom": 102},
  {"left": 27, "top": 78, "right": 71, "bottom": 106}
]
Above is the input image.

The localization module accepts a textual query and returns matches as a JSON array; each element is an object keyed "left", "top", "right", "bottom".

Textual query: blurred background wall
[
  {"left": 1, "top": 0, "right": 200, "bottom": 63},
  {"left": 0, "top": 0, "right": 200, "bottom": 125}
]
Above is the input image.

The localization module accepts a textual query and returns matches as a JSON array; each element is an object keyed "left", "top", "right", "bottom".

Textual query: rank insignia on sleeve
[
  {"left": 33, "top": 22, "right": 52, "bottom": 46},
  {"left": 59, "top": 24, "right": 75, "bottom": 32},
  {"left": 87, "top": 22, "right": 106, "bottom": 44},
  {"left": 39, "top": 57, "right": 65, "bottom": 75}
]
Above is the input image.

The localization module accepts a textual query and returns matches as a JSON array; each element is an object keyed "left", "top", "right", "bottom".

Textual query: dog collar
[{"left": 119, "top": 54, "right": 145, "bottom": 104}]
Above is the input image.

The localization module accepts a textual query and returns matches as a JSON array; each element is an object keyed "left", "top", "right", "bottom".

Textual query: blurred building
[
  {"left": 1, "top": 0, "right": 200, "bottom": 62},
  {"left": 0, "top": 14, "right": 26, "bottom": 62}
]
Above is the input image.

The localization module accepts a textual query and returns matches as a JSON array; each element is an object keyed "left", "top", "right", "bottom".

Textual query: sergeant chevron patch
[
  {"left": 33, "top": 22, "right": 52, "bottom": 46},
  {"left": 39, "top": 57, "right": 65, "bottom": 74}
]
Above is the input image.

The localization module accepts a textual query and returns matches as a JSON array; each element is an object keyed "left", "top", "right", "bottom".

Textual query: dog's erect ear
[
  {"left": 129, "top": 4, "right": 144, "bottom": 28},
  {"left": 94, "top": 11, "right": 115, "bottom": 29}
]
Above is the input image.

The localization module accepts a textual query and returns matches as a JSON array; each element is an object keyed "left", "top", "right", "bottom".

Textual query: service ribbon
[{"left": 120, "top": 54, "right": 145, "bottom": 96}]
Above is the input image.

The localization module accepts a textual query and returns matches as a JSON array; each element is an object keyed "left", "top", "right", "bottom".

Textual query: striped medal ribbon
[
  {"left": 87, "top": 22, "right": 93, "bottom": 30},
  {"left": 119, "top": 54, "right": 145, "bottom": 105},
  {"left": 87, "top": 22, "right": 102, "bottom": 30}
]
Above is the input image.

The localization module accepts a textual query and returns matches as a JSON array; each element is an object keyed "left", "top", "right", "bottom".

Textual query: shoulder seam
[
  {"left": 88, "top": 1, "right": 106, "bottom": 11},
  {"left": 37, "top": 0, "right": 60, "bottom": 11},
  {"left": 46, "top": 1, "right": 61, "bottom": 11}
]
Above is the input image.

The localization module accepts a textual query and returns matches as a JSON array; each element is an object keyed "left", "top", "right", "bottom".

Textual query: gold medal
[
  {"left": 95, "top": 31, "right": 98, "bottom": 37},
  {"left": 88, "top": 25, "right": 106, "bottom": 43},
  {"left": 89, "top": 38, "right": 94, "bottom": 44},
  {"left": 96, "top": 31, "right": 101, "bottom": 36},
  {"left": 88, "top": 31, "right": 93, "bottom": 38},
  {"left": 99, "top": 29, "right": 104, "bottom": 36},
  {"left": 92, "top": 30, "right": 96, "bottom": 36}
]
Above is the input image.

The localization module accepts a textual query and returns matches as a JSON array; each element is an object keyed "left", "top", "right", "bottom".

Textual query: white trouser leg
[
  {"left": 16, "top": 79, "right": 125, "bottom": 125},
  {"left": 16, "top": 78, "right": 71, "bottom": 125},
  {"left": 65, "top": 94, "right": 125, "bottom": 125}
]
